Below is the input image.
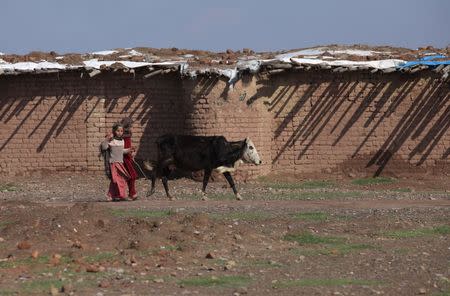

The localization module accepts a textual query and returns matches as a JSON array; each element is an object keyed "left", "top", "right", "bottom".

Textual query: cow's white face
[{"left": 242, "top": 138, "right": 262, "bottom": 165}]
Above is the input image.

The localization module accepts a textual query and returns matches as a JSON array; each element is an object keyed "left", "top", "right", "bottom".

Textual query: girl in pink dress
[{"left": 101, "top": 123, "right": 134, "bottom": 201}]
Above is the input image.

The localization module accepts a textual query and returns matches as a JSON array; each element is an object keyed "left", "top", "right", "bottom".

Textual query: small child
[
  {"left": 101, "top": 123, "right": 134, "bottom": 201},
  {"left": 121, "top": 117, "right": 138, "bottom": 200}
]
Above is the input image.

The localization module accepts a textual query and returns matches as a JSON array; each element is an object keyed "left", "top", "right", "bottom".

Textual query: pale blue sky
[{"left": 1, "top": 0, "right": 449, "bottom": 54}]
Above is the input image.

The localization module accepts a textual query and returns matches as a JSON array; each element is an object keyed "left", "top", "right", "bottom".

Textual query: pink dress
[
  {"left": 101, "top": 138, "right": 131, "bottom": 200},
  {"left": 123, "top": 135, "right": 138, "bottom": 198}
]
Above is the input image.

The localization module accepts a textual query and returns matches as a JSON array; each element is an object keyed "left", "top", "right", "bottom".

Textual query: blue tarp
[{"left": 399, "top": 55, "right": 450, "bottom": 68}]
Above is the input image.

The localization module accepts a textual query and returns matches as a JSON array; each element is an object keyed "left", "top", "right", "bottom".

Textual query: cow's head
[{"left": 242, "top": 138, "right": 262, "bottom": 165}]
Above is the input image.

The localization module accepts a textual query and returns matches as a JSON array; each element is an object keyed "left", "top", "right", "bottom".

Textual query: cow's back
[{"left": 156, "top": 135, "right": 224, "bottom": 171}]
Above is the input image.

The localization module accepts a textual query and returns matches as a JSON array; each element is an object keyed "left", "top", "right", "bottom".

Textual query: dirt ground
[{"left": 0, "top": 172, "right": 449, "bottom": 296}]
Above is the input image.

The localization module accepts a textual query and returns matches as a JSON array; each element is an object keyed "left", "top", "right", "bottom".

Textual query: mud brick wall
[
  {"left": 0, "top": 70, "right": 448, "bottom": 178},
  {"left": 261, "top": 71, "right": 450, "bottom": 177},
  {"left": 0, "top": 71, "right": 271, "bottom": 178},
  {"left": 0, "top": 73, "right": 88, "bottom": 174}
]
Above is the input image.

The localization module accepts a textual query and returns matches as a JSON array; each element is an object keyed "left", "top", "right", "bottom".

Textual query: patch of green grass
[
  {"left": 391, "top": 188, "right": 412, "bottom": 193},
  {"left": 0, "top": 183, "right": 18, "bottom": 192},
  {"left": 392, "top": 248, "right": 411, "bottom": 255},
  {"left": 433, "top": 289, "right": 450, "bottom": 296},
  {"left": 211, "top": 211, "right": 272, "bottom": 221},
  {"left": 292, "top": 212, "right": 329, "bottom": 221},
  {"left": 334, "top": 214, "right": 355, "bottom": 221},
  {"left": 158, "top": 245, "right": 181, "bottom": 251},
  {"left": 434, "top": 225, "right": 450, "bottom": 235},
  {"left": 20, "top": 279, "right": 64, "bottom": 293},
  {"left": 274, "top": 278, "right": 382, "bottom": 288},
  {"left": 383, "top": 225, "right": 450, "bottom": 239},
  {"left": 179, "top": 275, "right": 251, "bottom": 288},
  {"left": 286, "top": 232, "right": 375, "bottom": 256},
  {"left": 111, "top": 209, "right": 173, "bottom": 218},
  {"left": 0, "top": 221, "right": 13, "bottom": 230},
  {"left": 0, "top": 260, "right": 16, "bottom": 269},
  {"left": 0, "top": 255, "right": 71, "bottom": 269},
  {"left": 84, "top": 251, "right": 117, "bottom": 263},
  {"left": 284, "top": 232, "right": 344, "bottom": 245},
  {"left": 351, "top": 177, "right": 396, "bottom": 186},
  {"left": 266, "top": 180, "right": 335, "bottom": 190}
]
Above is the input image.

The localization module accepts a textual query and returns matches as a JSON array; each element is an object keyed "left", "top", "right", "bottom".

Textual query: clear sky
[{"left": 1, "top": 0, "right": 449, "bottom": 54}]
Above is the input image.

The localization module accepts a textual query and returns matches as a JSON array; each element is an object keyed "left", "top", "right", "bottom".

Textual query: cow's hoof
[
  {"left": 235, "top": 193, "right": 242, "bottom": 201},
  {"left": 168, "top": 196, "right": 175, "bottom": 201},
  {"left": 201, "top": 195, "right": 208, "bottom": 201}
]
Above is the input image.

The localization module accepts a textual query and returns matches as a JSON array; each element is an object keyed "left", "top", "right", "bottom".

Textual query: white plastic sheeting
[
  {"left": 82, "top": 59, "right": 151, "bottom": 69},
  {"left": 180, "top": 65, "right": 239, "bottom": 84},
  {"left": 218, "top": 68, "right": 239, "bottom": 84},
  {"left": 0, "top": 61, "right": 67, "bottom": 71},
  {"left": 128, "top": 50, "right": 143, "bottom": 56},
  {"left": 91, "top": 50, "right": 118, "bottom": 55},
  {"left": 0, "top": 46, "right": 411, "bottom": 83},
  {"left": 237, "top": 59, "right": 262, "bottom": 73},
  {"left": 276, "top": 47, "right": 387, "bottom": 63},
  {"left": 0, "top": 59, "right": 184, "bottom": 72},
  {"left": 291, "top": 58, "right": 404, "bottom": 69}
]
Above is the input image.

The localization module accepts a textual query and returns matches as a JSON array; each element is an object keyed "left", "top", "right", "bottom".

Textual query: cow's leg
[
  {"left": 147, "top": 167, "right": 161, "bottom": 196},
  {"left": 201, "top": 169, "right": 212, "bottom": 200},
  {"left": 223, "top": 172, "right": 242, "bottom": 200},
  {"left": 161, "top": 167, "right": 173, "bottom": 200},
  {"left": 148, "top": 171, "right": 156, "bottom": 196}
]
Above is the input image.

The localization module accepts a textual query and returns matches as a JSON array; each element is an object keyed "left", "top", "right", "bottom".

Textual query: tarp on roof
[{"left": 398, "top": 55, "right": 450, "bottom": 68}]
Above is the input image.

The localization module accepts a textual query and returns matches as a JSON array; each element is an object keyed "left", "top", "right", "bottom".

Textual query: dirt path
[{"left": 39, "top": 198, "right": 450, "bottom": 211}]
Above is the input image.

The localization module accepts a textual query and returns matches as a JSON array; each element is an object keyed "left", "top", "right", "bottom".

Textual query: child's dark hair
[
  {"left": 120, "top": 117, "right": 133, "bottom": 135},
  {"left": 112, "top": 122, "right": 123, "bottom": 133}
]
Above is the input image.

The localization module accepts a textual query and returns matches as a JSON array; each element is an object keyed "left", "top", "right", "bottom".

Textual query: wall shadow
[
  {"left": 0, "top": 70, "right": 186, "bottom": 165},
  {"left": 248, "top": 70, "right": 449, "bottom": 176}
]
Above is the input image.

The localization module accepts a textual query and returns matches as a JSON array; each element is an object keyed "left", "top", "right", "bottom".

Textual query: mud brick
[{"left": 0, "top": 70, "right": 448, "bottom": 177}]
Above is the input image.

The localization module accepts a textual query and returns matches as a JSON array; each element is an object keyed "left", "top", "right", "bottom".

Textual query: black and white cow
[{"left": 145, "top": 134, "right": 262, "bottom": 200}]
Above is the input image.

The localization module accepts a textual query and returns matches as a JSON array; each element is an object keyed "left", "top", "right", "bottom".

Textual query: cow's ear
[
  {"left": 245, "top": 138, "right": 249, "bottom": 144},
  {"left": 243, "top": 139, "right": 248, "bottom": 149}
]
